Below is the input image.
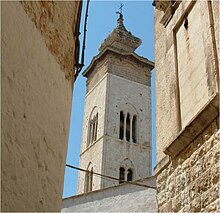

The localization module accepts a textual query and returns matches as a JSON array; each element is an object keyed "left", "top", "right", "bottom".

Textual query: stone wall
[
  {"left": 78, "top": 75, "right": 107, "bottom": 194},
  {"left": 156, "top": 120, "right": 219, "bottom": 212},
  {"left": 154, "top": 0, "right": 219, "bottom": 163},
  {"left": 154, "top": 0, "right": 219, "bottom": 212},
  {"left": 78, "top": 57, "right": 152, "bottom": 193},
  {"left": 1, "top": 1, "right": 81, "bottom": 211},
  {"left": 84, "top": 50, "right": 153, "bottom": 93}
]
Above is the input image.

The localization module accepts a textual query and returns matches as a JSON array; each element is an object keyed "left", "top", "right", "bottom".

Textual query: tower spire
[{"left": 116, "top": 2, "right": 126, "bottom": 31}]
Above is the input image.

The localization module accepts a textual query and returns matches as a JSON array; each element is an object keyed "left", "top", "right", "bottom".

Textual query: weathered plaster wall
[
  {"left": 20, "top": 1, "right": 81, "bottom": 82},
  {"left": 1, "top": 1, "right": 81, "bottom": 211},
  {"left": 154, "top": 0, "right": 219, "bottom": 212},
  {"left": 63, "top": 177, "right": 157, "bottom": 212}
]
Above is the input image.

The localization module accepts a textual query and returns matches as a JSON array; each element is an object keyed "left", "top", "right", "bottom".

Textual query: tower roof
[
  {"left": 99, "top": 14, "right": 142, "bottom": 53},
  {"left": 83, "top": 12, "right": 154, "bottom": 78}
]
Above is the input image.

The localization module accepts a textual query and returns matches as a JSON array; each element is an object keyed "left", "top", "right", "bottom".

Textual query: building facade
[
  {"left": 77, "top": 14, "right": 154, "bottom": 194},
  {"left": 153, "top": 0, "right": 219, "bottom": 212},
  {"left": 1, "top": 1, "right": 81, "bottom": 211}
]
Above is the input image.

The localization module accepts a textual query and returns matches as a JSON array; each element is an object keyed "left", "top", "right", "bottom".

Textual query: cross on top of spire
[{"left": 116, "top": 2, "right": 124, "bottom": 19}]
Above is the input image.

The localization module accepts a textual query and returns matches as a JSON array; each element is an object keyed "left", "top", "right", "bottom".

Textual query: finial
[{"left": 116, "top": 2, "right": 124, "bottom": 19}]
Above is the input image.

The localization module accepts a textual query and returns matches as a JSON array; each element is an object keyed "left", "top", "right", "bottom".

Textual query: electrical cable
[{"left": 66, "top": 164, "right": 156, "bottom": 189}]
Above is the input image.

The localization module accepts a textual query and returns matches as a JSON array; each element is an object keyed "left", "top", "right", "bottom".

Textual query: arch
[
  {"left": 119, "top": 158, "right": 135, "bottom": 182},
  {"left": 88, "top": 106, "right": 98, "bottom": 121},
  {"left": 84, "top": 162, "right": 93, "bottom": 193},
  {"left": 87, "top": 107, "right": 99, "bottom": 147},
  {"left": 117, "top": 101, "right": 139, "bottom": 117},
  {"left": 120, "top": 158, "right": 135, "bottom": 170}
]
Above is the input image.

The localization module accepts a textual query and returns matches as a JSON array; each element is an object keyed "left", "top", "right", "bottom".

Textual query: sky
[{"left": 63, "top": 0, "right": 155, "bottom": 198}]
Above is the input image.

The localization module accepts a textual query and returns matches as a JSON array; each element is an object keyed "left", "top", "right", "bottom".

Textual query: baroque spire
[{"left": 99, "top": 4, "right": 141, "bottom": 53}]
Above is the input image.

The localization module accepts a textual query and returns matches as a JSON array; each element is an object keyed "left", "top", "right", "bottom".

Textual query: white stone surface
[
  {"left": 78, "top": 75, "right": 107, "bottom": 194},
  {"left": 62, "top": 177, "right": 157, "bottom": 212}
]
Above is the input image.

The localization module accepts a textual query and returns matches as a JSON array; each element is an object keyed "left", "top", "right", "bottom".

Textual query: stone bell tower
[{"left": 77, "top": 13, "right": 154, "bottom": 194}]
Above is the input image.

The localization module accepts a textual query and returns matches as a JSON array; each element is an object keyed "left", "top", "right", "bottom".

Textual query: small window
[
  {"left": 126, "top": 113, "right": 130, "bottom": 142},
  {"left": 85, "top": 167, "right": 93, "bottom": 192},
  {"left": 119, "top": 111, "right": 124, "bottom": 140},
  {"left": 127, "top": 169, "right": 133, "bottom": 181},
  {"left": 132, "top": 115, "right": 137, "bottom": 143},
  {"left": 119, "top": 167, "right": 125, "bottom": 184},
  {"left": 87, "top": 113, "right": 98, "bottom": 146},
  {"left": 184, "top": 17, "right": 188, "bottom": 30}
]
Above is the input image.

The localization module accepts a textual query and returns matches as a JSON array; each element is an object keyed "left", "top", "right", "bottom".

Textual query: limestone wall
[
  {"left": 1, "top": 1, "right": 81, "bottom": 211},
  {"left": 78, "top": 56, "right": 152, "bottom": 192},
  {"left": 106, "top": 73, "right": 151, "bottom": 144},
  {"left": 100, "top": 73, "right": 152, "bottom": 188},
  {"left": 103, "top": 137, "right": 151, "bottom": 188},
  {"left": 154, "top": 0, "right": 219, "bottom": 163},
  {"left": 154, "top": 0, "right": 219, "bottom": 212},
  {"left": 157, "top": 120, "right": 219, "bottom": 212},
  {"left": 78, "top": 75, "right": 108, "bottom": 194}
]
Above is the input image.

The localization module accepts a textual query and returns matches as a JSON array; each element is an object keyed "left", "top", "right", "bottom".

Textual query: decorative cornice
[{"left": 82, "top": 47, "right": 154, "bottom": 78}]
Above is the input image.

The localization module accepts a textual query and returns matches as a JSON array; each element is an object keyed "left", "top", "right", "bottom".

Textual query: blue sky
[{"left": 63, "top": 0, "right": 155, "bottom": 198}]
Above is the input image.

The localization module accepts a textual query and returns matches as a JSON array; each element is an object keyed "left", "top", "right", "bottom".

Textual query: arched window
[
  {"left": 119, "top": 111, "right": 124, "bottom": 140},
  {"left": 127, "top": 169, "right": 133, "bottom": 181},
  {"left": 132, "top": 115, "right": 137, "bottom": 143},
  {"left": 118, "top": 107, "right": 137, "bottom": 143},
  {"left": 119, "top": 167, "right": 125, "bottom": 184},
  {"left": 85, "top": 167, "right": 93, "bottom": 193},
  {"left": 126, "top": 113, "right": 130, "bottom": 142},
  {"left": 119, "top": 158, "right": 135, "bottom": 183},
  {"left": 88, "top": 113, "right": 98, "bottom": 147}
]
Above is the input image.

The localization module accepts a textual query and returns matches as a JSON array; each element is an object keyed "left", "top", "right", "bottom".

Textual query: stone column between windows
[
  {"left": 123, "top": 113, "right": 127, "bottom": 141},
  {"left": 130, "top": 115, "right": 133, "bottom": 143},
  {"left": 125, "top": 170, "right": 128, "bottom": 181}
]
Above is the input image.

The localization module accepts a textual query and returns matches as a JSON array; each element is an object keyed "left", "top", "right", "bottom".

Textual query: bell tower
[{"left": 77, "top": 13, "right": 154, "bottom": 194}]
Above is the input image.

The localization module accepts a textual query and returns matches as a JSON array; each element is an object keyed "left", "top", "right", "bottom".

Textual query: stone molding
[
  {"left": 83, "top": 47, "right": 154, "bottom": 77},
  {"left": 164, "top": 94, "right": 219, "bottom": 157},
  {"left": 153, "top": 0, "right": 181, "bottom": 27}
]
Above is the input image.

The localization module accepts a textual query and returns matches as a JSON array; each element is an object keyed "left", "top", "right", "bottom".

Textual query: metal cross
[
  {"left": 116, "top": 1, "right": 124, "bottom": 18},
  {"left": 119, "top": 2, "right": 124, "bottom": 15}
]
